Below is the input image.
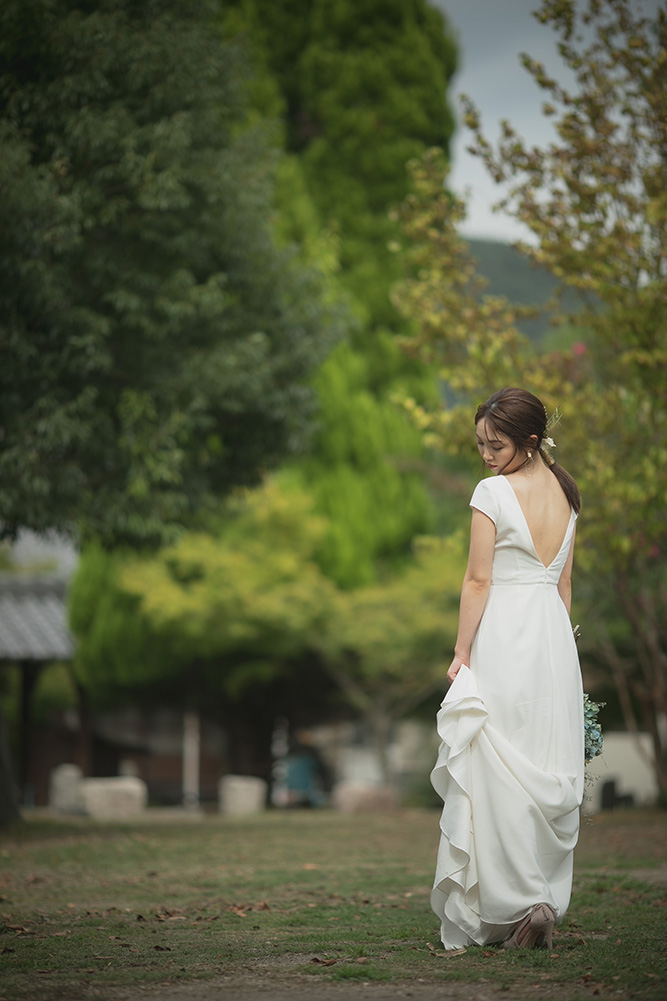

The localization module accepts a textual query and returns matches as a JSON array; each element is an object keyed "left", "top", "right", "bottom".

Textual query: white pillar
[{"left": 182, "top": 710, "right": 200, "bottom": 811}]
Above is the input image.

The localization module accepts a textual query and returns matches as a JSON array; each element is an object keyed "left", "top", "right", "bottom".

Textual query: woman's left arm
[{"left": 447, "top": 508, "right": 496, "bottom": 683}]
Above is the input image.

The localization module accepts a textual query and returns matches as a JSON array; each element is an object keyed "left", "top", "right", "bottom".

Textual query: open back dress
[{"left": 430, "top": 475, "right": 584, "bottom": 948}]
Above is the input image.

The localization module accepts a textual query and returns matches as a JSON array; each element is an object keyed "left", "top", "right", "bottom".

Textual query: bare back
[{"left": 504, "top": 464, "right": 572, "bottom": 568}]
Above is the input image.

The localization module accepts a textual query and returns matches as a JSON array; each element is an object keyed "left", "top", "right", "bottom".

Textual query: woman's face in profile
[{"left": 475, "top": 419, "right": 520, "bottom": 475}]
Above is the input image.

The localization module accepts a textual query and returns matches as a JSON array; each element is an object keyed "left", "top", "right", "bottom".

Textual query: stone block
[
  {"left": 80, "top": 776, "right": 148, "bottom": 819},
  {"left": 331, "top": 781, "right": 399, "bottom": 812},
  {"left": 48, "top": 763, "right": 84, "bottom": 813},
  {"left": 218, "top": 775, "right": 267, "bottom": 816}
]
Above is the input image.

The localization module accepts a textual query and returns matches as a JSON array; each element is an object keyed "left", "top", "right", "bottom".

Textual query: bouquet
[
  {"left": 583, "top": 693, "right": 605, "bottom": 764},
  {"left": 574, "top": 625, "right": 605, "bottom": 765}
]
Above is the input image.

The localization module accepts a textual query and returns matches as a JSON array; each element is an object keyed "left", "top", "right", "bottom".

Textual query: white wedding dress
[{"left": 431, "top": 475, "right": 584, "bottom": 949}]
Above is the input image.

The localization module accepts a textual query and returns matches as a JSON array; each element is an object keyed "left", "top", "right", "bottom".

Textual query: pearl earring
[{"left": 527, "top": 450, "right": 532, "bottom": 458}]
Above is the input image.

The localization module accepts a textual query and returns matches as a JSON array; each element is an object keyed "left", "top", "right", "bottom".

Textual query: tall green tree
[
  {"left": 0, "top": 0, "right": 343, "bottom": 548},
  {"left": 0, "top": 0, "right": 345, "bottom": 826},
  {"left": 226, "top": 0, "right": 459, "bottom": 586},
  {"left": 233, "top": 0, "right": 456, "bottom": 339},
  {"left": 244, "top": 0, "right": 457, "bottom": 329},
  {"left": 394, "top": 1, "right": 667, "bottom": 797}
]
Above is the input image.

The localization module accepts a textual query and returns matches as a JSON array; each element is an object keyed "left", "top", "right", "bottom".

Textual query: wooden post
[
  {"left": 182, "top": 710, "right": 200, "bottom": 811},
  {"left": 20, "top": 660, "right": 41, "bottom": 805}
]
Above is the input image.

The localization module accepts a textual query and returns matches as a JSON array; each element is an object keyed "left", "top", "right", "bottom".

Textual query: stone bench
[
  {"left": 218, "top": 775, "right": 267, "bottom": 815},
  {"left": 48, "top": 764, "right": 147, "bottom": 818},
  {"left": 80, "top": 776, "right": 148, "bottom": 819},
  {"left": 331, "top": 781, "right": 398, "bottom": 812}
]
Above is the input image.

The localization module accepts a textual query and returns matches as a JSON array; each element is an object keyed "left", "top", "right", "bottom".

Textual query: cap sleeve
[{"left": 470, "top": 478, "right": 499, "bottom": 525}]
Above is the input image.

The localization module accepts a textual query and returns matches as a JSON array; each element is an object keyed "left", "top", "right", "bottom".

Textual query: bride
[{"left": 431, "top": 387, "right": 584, "bottom": 950}]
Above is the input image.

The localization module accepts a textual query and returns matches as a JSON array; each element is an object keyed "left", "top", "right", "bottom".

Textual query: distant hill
[{"left": 467, "top": 238, "right": 583, "bottom": 343}]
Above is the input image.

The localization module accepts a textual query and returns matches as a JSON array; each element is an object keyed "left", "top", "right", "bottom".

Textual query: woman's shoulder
[
  {"left": 469, "top": 476, "right": 505, "bottom": 523},
  {"left": 470, "top": 476, "right": 505, "bottom": 501}
]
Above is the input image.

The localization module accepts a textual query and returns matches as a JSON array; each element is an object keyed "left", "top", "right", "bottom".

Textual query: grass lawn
[{"left": 0, "top": 806, "right": 665, "bottom": 1000}]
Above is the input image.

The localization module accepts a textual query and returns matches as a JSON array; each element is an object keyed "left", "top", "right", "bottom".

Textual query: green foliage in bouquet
[{"left": 583, "top": 693, "right": 605, "bottom": 765}]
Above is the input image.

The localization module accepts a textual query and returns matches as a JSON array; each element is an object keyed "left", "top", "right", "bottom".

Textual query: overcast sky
[{"left": 431, "top": 0, "right": 662, "bottom": 243}]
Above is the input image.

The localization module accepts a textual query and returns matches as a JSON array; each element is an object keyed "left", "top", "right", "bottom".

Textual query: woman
[{"left": 431, "top": 387, "right": 584, "bottom": 951}]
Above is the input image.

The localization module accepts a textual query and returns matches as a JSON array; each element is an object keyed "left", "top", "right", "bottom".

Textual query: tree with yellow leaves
[
  {"left": 393, "top": 0, "right": 667, "bottom": 800},
  {"left": 70, "top": 480, "right": 463, "bottom": 783}
]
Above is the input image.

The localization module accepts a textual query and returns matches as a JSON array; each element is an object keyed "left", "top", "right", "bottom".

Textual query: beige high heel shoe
[{"left": 502, "top": 903, "right": 555, "bottom": 950}]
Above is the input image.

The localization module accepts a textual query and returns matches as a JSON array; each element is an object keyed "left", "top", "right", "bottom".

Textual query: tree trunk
[
  {"left": 19, "top": 661, "right": 41, "bottom": 805},
  {"left": 74, "top": 682, "right": 93, "bottom": 776},
  {"left": 0, "top": 702, "right": 20, "bottom": 827},
  {"left": 182, "top": 709, "right": 200, "bottom": 810},
  {"left": 367, "top": 702, "right": 394, "bottom": 786}
]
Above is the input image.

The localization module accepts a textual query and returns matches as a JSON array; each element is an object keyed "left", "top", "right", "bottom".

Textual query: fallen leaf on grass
[
  {"left": 426, "top": 942, "right": 466, "bottom": 958},
  {"left": 5, "top": 925, "right": 33, "bottom": 935},
  {"left": 311, "top": 957, "right": 337, "bottom": 966},
  {"left": 154, "top": 908, "right": 184, "bottom": 922},
  {"left": 154, "top": 945, "right": 171, "bottom": 951},
  {"left": 1, "top": 947, "right": 16, "bottom": 953}
]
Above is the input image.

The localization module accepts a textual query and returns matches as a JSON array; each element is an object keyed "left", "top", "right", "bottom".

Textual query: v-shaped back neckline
[{"left": 500, "top": 475, "right": 574, "bottom": 570}]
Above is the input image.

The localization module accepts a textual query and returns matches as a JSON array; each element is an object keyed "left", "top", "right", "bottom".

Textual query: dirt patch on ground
[
  {"left": 102, "top": 863, "right": 667, "bottom": 1001},
  {"left": 104, "top": 969, "right": 587, "bottom": 1001},
  {"left": 620, "top": 864, "right": 667, "bottom": 886}
]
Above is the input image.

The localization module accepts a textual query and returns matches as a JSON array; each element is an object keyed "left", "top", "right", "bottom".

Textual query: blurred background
[{"left": 1, "top": 0, "right": 664, "bottom": 825}]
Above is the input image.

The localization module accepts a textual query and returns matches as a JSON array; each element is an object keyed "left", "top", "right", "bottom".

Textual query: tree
[
  {"left": 67, "top": 480, "right": 340, "bottom": 776},
  {"left": 223, "top": 0, "right": 460, "bottom": 587},
  {"left": 0, "top": 0, "right": 346, "bottom": 826},
  {"left": 0, "top": 0, "right": 343, "bottom": 548},
  {"left": 116, "top": 481, "right": 336, "bottom": 676},
  {"left": 393, "top": 0, "right": 667, "bottom": 798},
  {"left": 69, "top": 480, "right": 463, "bottom": 783},
  {"left": 320, "top": 537, "right": 464, "bottom": 783},
  {"left": 246, "top": 0, "right": 457, "bottom": 328}
]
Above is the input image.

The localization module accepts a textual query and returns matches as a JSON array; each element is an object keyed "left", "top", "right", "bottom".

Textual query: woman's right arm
[{"left": 447, "top": 508, "right": 496, "bottom": 683}]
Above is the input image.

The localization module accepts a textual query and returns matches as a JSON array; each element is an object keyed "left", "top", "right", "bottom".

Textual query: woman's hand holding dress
[{"left": 447, "top": 656, "right": 466, "bottom": 684}]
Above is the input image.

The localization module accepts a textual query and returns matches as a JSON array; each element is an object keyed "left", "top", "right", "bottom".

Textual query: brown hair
[{"left": 475, "top": 387, "right": 581, "bottom": 514}]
